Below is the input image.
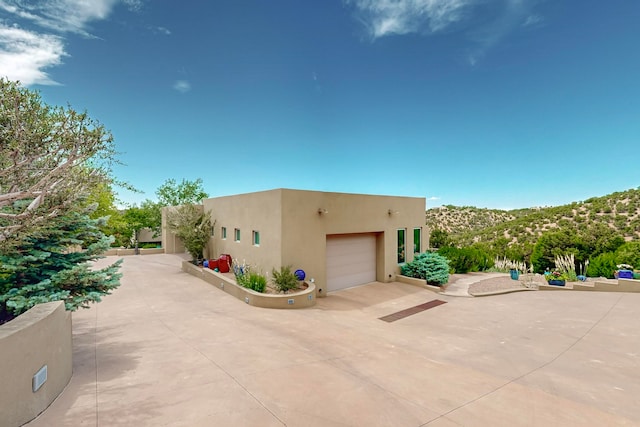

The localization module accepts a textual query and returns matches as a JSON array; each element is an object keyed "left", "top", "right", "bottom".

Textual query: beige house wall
[
  {"left": 202, "top": 190, "right": 283, "bottom": 270},
  {"left": 0, "top": 301, "right": 72, "bottom": 427},
  {"left": 137, "top": 228, "right": 161, "bottom": 244},
  {"left": 279, "top": 190, "right": 426, "bottom": 295},
  {"left": 165, "top": 189, "right": 428, "bottom": 295}
]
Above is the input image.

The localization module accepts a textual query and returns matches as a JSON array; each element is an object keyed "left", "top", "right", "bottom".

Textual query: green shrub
[
  {"left": 429, "top": 229, "right": 450, "bottom": 248},
  {"left": 248, "top": 272, "right": 267, "bottom": 293},
  {"left": 615, "top": 242, "right": 640, "bottom": 269},
  {"left": 437, "top": 246, "right": 492, "bottom": 273},
  {"left": 271, "top": 265, "right": 299, "bottom": 293},
  {"left": 401, "top": 252, "right": 449, "bottom": 286},
  {"left": 235, "top": 272, "right": 250, "bottom": 288},
  {"left": 139, "top": 243, "right": 160, "bottom": 249},
  {"left": 586, "top": 252, "right": 617, "bottom": 278}
]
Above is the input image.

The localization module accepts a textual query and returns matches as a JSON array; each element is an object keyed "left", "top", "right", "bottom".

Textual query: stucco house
[{"left": 163, "top": 189, "right": 428, "bottom": 297}]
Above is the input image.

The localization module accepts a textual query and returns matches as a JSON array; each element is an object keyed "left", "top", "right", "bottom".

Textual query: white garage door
[{"left": 326, "top": 233, "right": 377, "bottom": 292}]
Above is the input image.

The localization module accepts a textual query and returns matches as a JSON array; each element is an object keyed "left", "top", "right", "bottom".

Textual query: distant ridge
[{"left": 426, "top": 187, "right": 640, "bottom": 247}]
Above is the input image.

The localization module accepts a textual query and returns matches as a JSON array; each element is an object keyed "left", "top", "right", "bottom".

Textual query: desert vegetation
[{"left": 426, "top": 187, "right": 640, "bottom": 278}]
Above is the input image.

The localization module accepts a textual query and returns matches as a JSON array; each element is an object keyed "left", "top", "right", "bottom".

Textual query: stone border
[
  {"left": 182, "top": 261, "right": 316, "bottom": 309},
  {"left": 0, "top": 301, "right": 72, "bottom": 427}
]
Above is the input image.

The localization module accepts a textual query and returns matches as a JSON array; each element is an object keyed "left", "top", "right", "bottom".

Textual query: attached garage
[{"left": 326, "top": 233, "right": 377, "bottom": 292}]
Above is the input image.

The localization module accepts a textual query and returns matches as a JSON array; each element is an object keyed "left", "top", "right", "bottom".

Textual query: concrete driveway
[{"left": 26, "top": 254, "right": 640, "bottom": 426}]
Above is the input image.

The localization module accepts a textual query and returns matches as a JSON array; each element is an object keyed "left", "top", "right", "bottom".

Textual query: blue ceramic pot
[{"left": 548, "top": 279, "right": 565, "bottom": 286}]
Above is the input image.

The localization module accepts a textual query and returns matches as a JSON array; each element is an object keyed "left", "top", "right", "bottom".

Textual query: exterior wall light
[
  {"left": 388, "top": 209, "right": 399, "bottom": 216},
  {"left": 318, "top": 208, "right": 328, "bottom": 215}
]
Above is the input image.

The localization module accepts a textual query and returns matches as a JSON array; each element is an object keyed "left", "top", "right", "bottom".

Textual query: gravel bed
[{"left": 467, "top": 273, "right": 532, "bottom": 295}]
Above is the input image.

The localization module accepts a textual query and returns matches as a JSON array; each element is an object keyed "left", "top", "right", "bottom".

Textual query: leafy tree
[
  {"left": 84, "top": 182, "right": 131, "bottom": 247},
  {"left": 0, "top": 208, "right": 122, "bottom": 324},
  {"left": 437, "top": 246, "right": 492, "bottom": 273},
  {"left": 165, "top": 204, "right": 212, "bottom": 262},
  {"left": 156, "top": 178, "right": 208, "bottom": 207},
  {"left": 85, "top": 182, "right": 119, "bottom": 220},
  {"left": 121, "top": 179, "right": 209, "bottom": 240},
  {"left": 615, "top": 241, "right": 640, "bottom": 268},
  {"left": 122, "top": 205, "right": 157, "bottom": 252},
  {"left": 491, "top": 235, "right": 515, "bottom": 259},
  {"left": 578, "top": 224, "right": 625, "bottom": 260},
  {"left": 505, "top": 242, "right": 533, "bottom": 263},
  {"left": 530, "top": 229, "right": 580, "bottom": 273},
  {"left": 586, "top": 252, "right": 617, "bottom": 279},
  {"left": 0, "top": 79, "right": 117, "bottom": 248},
  {"left": 429, "top": 229, "right": 450, "bottom": 249}
]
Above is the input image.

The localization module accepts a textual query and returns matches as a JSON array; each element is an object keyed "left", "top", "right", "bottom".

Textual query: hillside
[{"left": 426, "top": 187, "right": 640, "bottom": 248}]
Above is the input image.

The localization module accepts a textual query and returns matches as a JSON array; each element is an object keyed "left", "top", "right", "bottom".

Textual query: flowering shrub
[
  {"left": 616, "top": 263, "right": 633, "bottom": 271},
  {"left": 546, "top": 270, "right": 567, "bottom": 282}
]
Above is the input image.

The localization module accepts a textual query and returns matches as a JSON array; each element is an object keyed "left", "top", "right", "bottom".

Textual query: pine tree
[{"left": 0, "top": 208, "right": 122, "bottom": 324}]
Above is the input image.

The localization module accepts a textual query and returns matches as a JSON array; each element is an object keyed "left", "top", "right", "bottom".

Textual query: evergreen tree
[{"left": 0, "top": 208, "right": 122, "bottom": 324}]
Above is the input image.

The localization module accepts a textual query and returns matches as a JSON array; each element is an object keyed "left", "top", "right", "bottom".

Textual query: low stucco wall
[
  {"left": 538, "top": 278, "right": 640, "bottom": 292},
  {"left": 0, "top": 301, "right": 72, "bottom": 427},
  {"left": 396, "top": 275, "right": 445, "bottom": 293},
  {"left": 103, "top": 248, "right": 165, "bottom": 256},
  {"left": 182, "top": 261, "right": 316, "bottom": 309}
]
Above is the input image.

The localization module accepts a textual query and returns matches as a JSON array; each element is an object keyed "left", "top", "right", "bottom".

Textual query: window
[
  {"left": 413, "top": 228, "right": 421, "bottom": 254},
  {"left": 252, "top": 230, "right": 260, "bottom": 246},
  {"left": 234, "top": 228, "right": 241, "bottom": 242},
  {"left": 397, "top": 228, "right": 406, "bottom": 264},
  {"left": 221, "top": 227, "right": 227, "bottom": 239}
]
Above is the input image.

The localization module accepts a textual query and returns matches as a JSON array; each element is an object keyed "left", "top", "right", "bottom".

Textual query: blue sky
[{"left": 1, "top": 1, "right": 638, "bottom": 210}]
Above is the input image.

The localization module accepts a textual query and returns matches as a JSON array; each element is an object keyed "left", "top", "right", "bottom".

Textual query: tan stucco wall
[
  {"left": 279, "top": 190, "right": 426, "bottom": 295},
  {"left": 137, "top": 228, "right": 161, "bottom": 244},
  {"left": 192, "top": 189, "right": 426, "bottom": 296},
  {"left": 202, "top": 190, "right": 283, "bottom": 272},
  {"left": 0, "top": 301, "right": 72, "bottom": 427}
]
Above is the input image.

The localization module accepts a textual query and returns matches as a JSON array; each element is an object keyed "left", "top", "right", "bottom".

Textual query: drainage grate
[{"left": 379, "top": 300, "right": 447, "bottom": 323}]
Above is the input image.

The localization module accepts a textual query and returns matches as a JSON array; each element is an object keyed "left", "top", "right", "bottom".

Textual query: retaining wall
[
  {"left": 0, "top": 301, "right": 72, "bottom": 427},
  {"left": 396, "top": 275, "right": 445, "bottom": 293},
  {"left": 539, "top": 278, "right": 640, "bottom": 292},
  {"left": 182, "top": 261, "right": 316, "bottom": 309}
]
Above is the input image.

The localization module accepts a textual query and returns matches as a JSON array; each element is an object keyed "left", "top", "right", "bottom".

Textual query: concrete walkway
[
  {"left": 440, "top": 273, "right": 506, "bottom": 297},
  {"left": 25, "top": 254, "right": 640, "bottom": 426}
]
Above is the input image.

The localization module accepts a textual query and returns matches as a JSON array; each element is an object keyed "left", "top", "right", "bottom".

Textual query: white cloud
[
  {"left": 0, "top": 0, "right": 143, "bottom": 85},
  {"left": 155, "top": 26, "right": 171, "bottom": 36},
  {"left": 122, "top": 0, "right": 144, "bottom": 13},
  {"left": 347, "top": 0, "right": 543, "bottom": 62},
  {"left": 173, "top": 80, "right": 191, "bottom": 93},
  {"left": 0, "top": 25, "right": 66, "bottom": 85},
  {"left": 346, "top": 0, "right": 470, "bottom": 38},
  {"left": 523, "top": 14, "right": 543, "bottom": 27},
  {"left": 0, "top": 0, "right": 122, "bottom": 36},
  {"left": 427, "top": 196, "right": 441, "bottom": 201}
]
